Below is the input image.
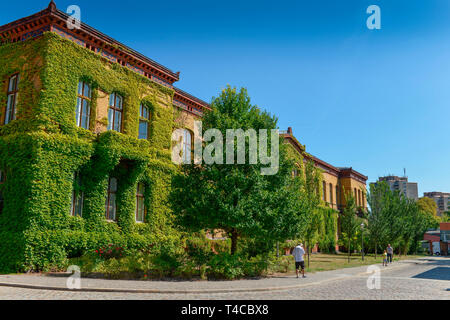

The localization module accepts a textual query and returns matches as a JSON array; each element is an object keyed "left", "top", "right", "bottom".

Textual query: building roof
[{"left": 0, "top": 1, "right": 210, "bottom": 115}]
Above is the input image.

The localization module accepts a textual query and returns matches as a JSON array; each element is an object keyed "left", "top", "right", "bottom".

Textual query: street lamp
[{"left": 360, "top": 223, "right": 365, "bottom": 261}]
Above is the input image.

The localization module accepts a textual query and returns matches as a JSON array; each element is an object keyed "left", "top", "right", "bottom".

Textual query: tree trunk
[
  {"left": 307, "top": 243, "right": 310, "bottom": 268},
  {"left": 375, "top": 241, "right": 378, "bottom": 259},
  {"left": 348, "top": 239, "right": 351, "bottom": 263},
  {"left": 230, "top": 230, "right": 238, "bottom": 255}
]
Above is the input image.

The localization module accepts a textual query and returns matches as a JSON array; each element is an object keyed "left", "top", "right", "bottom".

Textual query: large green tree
[
  {"left": 340, "top": 193, "right": 362, "bottom": 262},
  {"left": 367, "top": 182, "right": 390, "bottom": 257},
  {"left": 171, "top": 86, "right": 308, "bottom": 255},
  {"left": 367, "top": 181, "right": 440, "bottom": 256}
]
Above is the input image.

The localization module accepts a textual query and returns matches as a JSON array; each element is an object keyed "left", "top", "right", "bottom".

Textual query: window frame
[
  {"left": 108, "top": 92, "right": 123, "bottom": 133},
  {"left": 5, "top": 73, "right": 19, "bottom": 125},
  {"left": 135, "top": 182, "right": 146, "bottom": 223},
  {"left": 105, "top": 177, "right": 118, "bottom": 221},
  {"left": 329, "top": 183, "right": 333, "bottom": 207},
  {"left": 76, "top": 81, "right": 92, "bottom": 129},
  {"left": 182, "top": 129, "right": 193, "bottom": 164},
  {"left": 138, "top": 103, "right": 150, "bottom": 140}
]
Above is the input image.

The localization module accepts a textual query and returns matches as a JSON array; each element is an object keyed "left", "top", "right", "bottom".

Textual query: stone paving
[{"left": 0, "top": 257, "right": 448, "bottom": 300}]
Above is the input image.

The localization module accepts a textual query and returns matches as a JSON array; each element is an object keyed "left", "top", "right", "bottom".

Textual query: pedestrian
[
  {"left": 382, "top": 250, "right": 388, "bottom": 266},
  {"left": 386, "top": 244, "right": 393, "bottom": 264},
  {"left": 292, "top": 243, "right": 306, "bottom": 278}
]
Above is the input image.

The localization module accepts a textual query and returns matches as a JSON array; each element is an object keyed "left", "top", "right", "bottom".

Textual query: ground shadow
[{"left": 412, "top": 267, "right": 450, "bottom": 281}]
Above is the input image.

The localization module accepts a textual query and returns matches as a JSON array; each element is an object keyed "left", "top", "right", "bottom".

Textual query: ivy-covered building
[
  {"left": 0, "top": 2, "right": 208, "bottom": 272},
  {"left": 281, "top": 127, "right": 368, "bottom": 252}
]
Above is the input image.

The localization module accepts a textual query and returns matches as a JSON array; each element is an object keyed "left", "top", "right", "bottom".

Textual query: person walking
[
  {"left": 386, "top": 244, "right": 393, "bottom": 264},
  {"left": 292, "top": 243, "right": 306, "bottom": 278}
]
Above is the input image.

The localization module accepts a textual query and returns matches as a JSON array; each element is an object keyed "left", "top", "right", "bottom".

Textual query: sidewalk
[{"left": 0, "top": 259, "right": 419, "bottom": 294}]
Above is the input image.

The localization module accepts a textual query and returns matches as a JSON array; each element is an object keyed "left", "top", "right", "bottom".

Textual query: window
[
  {"left": 354, "top": 188, "right": 358, "bottom": 205},
  {"left": 105, "top": 177, "right": 118, "bottom": 221},
  {"left": 70, "top": 172, "right": 84, "bottom": 217},
  {"left": 329, "top": 183, "right": 333, "bottom": 207},
  {"left": 292, "top": 166, "right": 299, "bottom": 178},
  {"left": 138, "top": 103, "right": 150, "bottom": 140},
  {"left": 0, "top": 170, "right": 4, "bottom": 214},
  {"left": 336, "top": 185, "right": 339, "bottom": 207},
  {"left": 136, "top": 183, "right": 146, "bottom": 223},
  {"left": 322, "top": 181, "right": 326, "bottom": 202},
  {"left": 358, "top": 189, "right": 361, "bottom": 207},
  {"left": 182, "top": 129, "right": 192, "bottom": 163},
  {"left": 76, "top": 81, "right": 91, "bottom": 129},
  {"left": 5, "top": 74, "right": 19, "bottom": 124},
  {"left": 108, "top": 93, "right": 123, "bottom": 132}
]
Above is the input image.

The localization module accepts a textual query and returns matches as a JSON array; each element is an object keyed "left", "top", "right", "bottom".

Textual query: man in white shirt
[{"left": 292, "top": 243, "right": 306, "bottom": 278}]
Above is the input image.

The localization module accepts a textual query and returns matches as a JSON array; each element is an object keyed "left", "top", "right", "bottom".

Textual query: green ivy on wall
[{"left": 0, "top": 32, "right": 180, "bottom": 272}]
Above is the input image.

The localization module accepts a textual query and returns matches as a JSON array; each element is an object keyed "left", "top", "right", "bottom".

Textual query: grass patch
[{"left": 270, "top": 253, "right": 425, "bottom": 275}]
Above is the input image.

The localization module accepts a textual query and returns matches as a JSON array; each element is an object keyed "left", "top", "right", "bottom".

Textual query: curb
[{"left": 0, "top": 262, "right": 413, "bottom": 294}]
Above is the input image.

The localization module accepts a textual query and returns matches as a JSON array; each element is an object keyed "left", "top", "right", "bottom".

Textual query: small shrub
[{"left": 206, "top": 253, "right": 244, "bottom": 280}]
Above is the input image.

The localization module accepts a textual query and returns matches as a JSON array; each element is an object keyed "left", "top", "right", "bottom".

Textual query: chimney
[{"left": 287, "top": 127, "right": 293, "bottom": 135}]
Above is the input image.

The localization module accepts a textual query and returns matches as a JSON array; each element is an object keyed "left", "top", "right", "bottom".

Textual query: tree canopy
[{"left": 171, "top": 86, "right": 310, "bottom": 255}]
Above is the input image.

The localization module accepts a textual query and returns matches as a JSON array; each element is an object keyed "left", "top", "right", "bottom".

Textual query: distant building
[
  {"left": 423, "top": 222, "right": 450, "bottom": 256},
  {"left": 424, "top": 192, "right": 450, "bottom": 216},
  {"left": 377, "top": 175, "right": 418, "bottom": 200}
]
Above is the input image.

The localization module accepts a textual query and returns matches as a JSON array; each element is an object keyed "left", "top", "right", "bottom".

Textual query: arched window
[
  {"left": 322, "top": 181, "right": 327, "bottom": 202},
  {"left": 5, "top": 74, "right": 19, "bottom": 124},
  {"left": 138, "top": 103, "right": 150, "bottom": 140},
  {"left": 70, "top": 172, "right": 84, "bottom": 217},
  {"left": 182, "top": 129, "right": 192, "bottom": 163},
  {"left": 0, "top": 170, "right": 5, "bottom": 214},
  {"left": 136, "top": 183, "right": 146, "bottom": 223},
  {"left": 354, "top": 188, "right": 358, "bottom": 205},
  {"left": 105, "top": 177, "right": 118, "bottom": 221},
  {"left": 108, "top": 93, "right": 123, "bottom": 132},
  {"left": 76, "top": 81, "right": 91, "bottom": 129}
]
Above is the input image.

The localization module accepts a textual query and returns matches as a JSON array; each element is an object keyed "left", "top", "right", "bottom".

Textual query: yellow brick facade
[{"left": 282, "top": 128, "right": 368, "bottom": 212}]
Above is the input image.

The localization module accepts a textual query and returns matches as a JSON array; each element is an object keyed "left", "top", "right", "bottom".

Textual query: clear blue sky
[{"left": 2, "top": 0, "right": 450, "bottom": 195}]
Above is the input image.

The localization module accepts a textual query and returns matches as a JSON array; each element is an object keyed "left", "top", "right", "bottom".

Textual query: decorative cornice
[
  {"left": 281, "top": 131, "right": 368, "bottom": 183},
  {"left": 0, "top": 2, "right": 212, "bottom": 113}
]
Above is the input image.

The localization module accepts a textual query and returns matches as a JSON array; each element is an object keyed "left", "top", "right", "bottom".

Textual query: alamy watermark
[
  {"left": 367, "top": 5, "right": 381, "bottom": 30},
  {"left": 66, "top": 265, "right": 81, "bottom": 290},
  {"left": 172, "top": 121, "right": 280, "bottom": 175},
  {"left": 66, "top": 5, "right": 81, "bottom": 30},
  {"left": 366, "top": 265, "right": 381, "bottom": 289}
]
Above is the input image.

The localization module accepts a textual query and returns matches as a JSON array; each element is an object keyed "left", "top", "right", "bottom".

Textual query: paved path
[{"left": 0, "top": 257, "right": 448, "bottom": 299}]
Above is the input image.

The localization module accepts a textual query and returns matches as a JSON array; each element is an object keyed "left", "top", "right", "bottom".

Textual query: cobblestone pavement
[{"left": 0, "top": 257, "right": 448, "bottom": 300}]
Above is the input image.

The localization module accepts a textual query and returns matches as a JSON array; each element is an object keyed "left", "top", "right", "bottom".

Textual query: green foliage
[
  {"left": 171, "top": 86, "right": 308, "bottom": 255},
  {"left": 94, "top": 244, "right": 125, "bottom": 260},
  {"left": 367, "top": 181, "right": 440, "bottom": 256},
  {"left": 0, "top": 33, "right": 179, "bottom": 272},
  {"left": 340, "top": 193, "right": 363, "bottom": 261},
  {"left": 417, "top": 197, "right": 438, "bottom": 216},
  {"left": 317, "top": 207, "right": 338, "bottom": 253}
]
